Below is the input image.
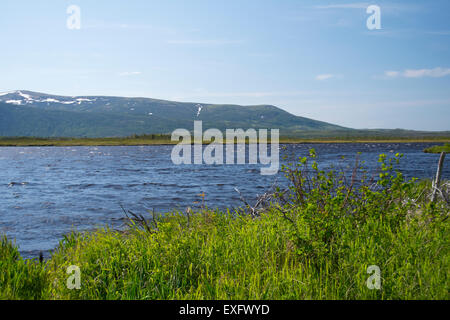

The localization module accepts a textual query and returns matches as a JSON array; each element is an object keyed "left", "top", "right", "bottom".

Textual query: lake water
[{"left": 0, "top": 143, "right": 447, "bottom": 259}]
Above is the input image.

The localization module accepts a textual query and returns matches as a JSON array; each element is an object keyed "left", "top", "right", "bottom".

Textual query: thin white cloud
[
  {"left": 118, "top": 71, "right": 142, "bottom": 77},
  {"left": 385, "top": 67, "right": 450, "bottom": 78},
  {"left": 166, "top": 39, "right": 244, "bottom": 45},
  {"left": 315, "top": 74, "right": 340, "bottom": 81},
  {"left": 84, "top": 22, "right": 177, "bottom": 34},
  {"left": 384, "top": 71, "right": 400, "bottom": 78}
]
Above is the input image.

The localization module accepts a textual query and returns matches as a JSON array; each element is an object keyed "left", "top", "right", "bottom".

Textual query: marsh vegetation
[{"left": 1, "top": 151, "right": 448, "bottom": 299}]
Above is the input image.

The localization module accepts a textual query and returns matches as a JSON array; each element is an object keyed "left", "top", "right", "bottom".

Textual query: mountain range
[{"left": 0, "top": 90, "right": 448, "bottom": 138}]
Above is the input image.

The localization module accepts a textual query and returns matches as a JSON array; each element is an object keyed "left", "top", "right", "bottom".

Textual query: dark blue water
[{"left": 0, "top": 143, "right": 447, "bottom": 259}]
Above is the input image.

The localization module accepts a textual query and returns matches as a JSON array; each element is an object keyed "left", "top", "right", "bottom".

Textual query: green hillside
[
  {"left": 0, "top": 91, "right": 346, "bottom": 137},
  {"left": 0, "top": 91, "right": 449, "bottom": 139}
]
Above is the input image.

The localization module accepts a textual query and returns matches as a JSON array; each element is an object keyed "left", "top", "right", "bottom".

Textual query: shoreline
[
  {"left": 2, "top": 168, "right": 448, "bottom": 299},
  {"left": 1, "top": 137, "right": 449, "bottom": 147}
]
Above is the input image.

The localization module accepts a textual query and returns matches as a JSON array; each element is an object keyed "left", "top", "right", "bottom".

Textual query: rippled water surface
[{"left": 0, "top": 143, "right": 447, "bottom": 258}]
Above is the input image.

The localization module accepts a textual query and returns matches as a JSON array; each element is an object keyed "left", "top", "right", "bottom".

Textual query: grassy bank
[
  {"left": 1, "top": 153, "right": 448, "bottom": 300},
  {"left": 424, "top": 143, "right": 450, "bottom": 154},
  {"left": 0, "top": 135, "right": 174, "bottom": 146},
  {"left": 1, "top": 135, "right": 450, "bottom": 146}
]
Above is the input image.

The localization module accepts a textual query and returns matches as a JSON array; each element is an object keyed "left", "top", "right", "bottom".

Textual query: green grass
[
  {"left": 424, "top": 143, "right": 450, "bottom": 154},
  {"left": 1, "top": 135, "right": 449, "bottom": 146},
  {"left": 1, "top": 153, "right": 449, "bottom": 300},
  {"left": 0, "top": 134, "right": 174, "bottom": 146}
]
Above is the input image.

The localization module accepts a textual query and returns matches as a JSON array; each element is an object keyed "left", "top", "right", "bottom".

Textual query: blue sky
[{"left": 0, "top": 0, "right": 449, "bottom": 130}]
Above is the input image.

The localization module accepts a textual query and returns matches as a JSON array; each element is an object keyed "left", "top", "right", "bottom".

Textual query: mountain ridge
[
  {"left": 0, "top": 90, "right": 348, "bottom": 137},
  {"left": 0, "top": 90, "right": 449, "bottom": 139}
]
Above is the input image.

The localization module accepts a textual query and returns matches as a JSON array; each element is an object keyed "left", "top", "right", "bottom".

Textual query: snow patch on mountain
[
  {"left": 196, "top": 104, "right": 203, "bottom": 117},
  {"left": 0, "top": 91, "right": 101, "bottom": 106},
  {"left": 76, "top": 98, "right": 95, "bottom": 102},
  {"left": 17, "top": 91, "right": 32, "bottom": 101},
  {"left": 6, "top": 100, "right": 22, "bottom": 105},
  {"left": 42, "top": 98, "right": 60, "bottom": 103}
]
